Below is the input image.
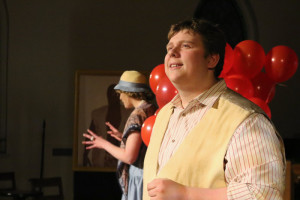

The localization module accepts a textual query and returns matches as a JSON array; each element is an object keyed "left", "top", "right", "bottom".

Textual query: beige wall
[{"left": 0, "top": 0, "right": 299, "bottom": 199}]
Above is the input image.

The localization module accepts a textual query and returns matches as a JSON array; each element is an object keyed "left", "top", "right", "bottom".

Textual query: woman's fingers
[
  {"left": 82, "top": 138, "right": 96, "bottom": 149},
  {"left": 87, "top": 129, "right": 97, "bottom": 136},
  {"left": 111, "top": 135, "right": 122, "bottom": 141},
  {"left": 83, "top": 132, "right": 94, "bottom": 140},
  {"left": 82, "top": 140, "right": 93, "bottom": 145},
  {"left": 105, "top": 122, "right": 118, "bottom": 132},
  {"left": 107, "top": 131, "right": 113, "bottom": 135},
  {"left": 85, "top": 144, "right": 95, "bottom": 149}
]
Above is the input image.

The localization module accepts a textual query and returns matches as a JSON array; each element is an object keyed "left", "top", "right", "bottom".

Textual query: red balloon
[
  {"left": 221, "top": 43, "right": 234, "bottom": 76},
  {"left": 265, "top": 45, "right": 298, "bottom": 83},
  {"left": 248, "top": 97, "right": 271, "bottom": 119},
  {"left": 155, "top": 76, "right": 178, "bottom": 108},
  {"left": 149, "top": 64, "right": 166, "bottom": 94},
  {"left": 141, "top": 115, "right": 156, "bottom": 146},
  {"left": 233, "top": 40, "right": 265, "bottom": 78},
  {"left": 220, "top": 65, "right": 239, "bottom": 78},
  {"left": 224, "top": 74, "right": 254, "bottom": 99},
  {"left": 218, "top": 69, "right": 226, "bottom": 78},
  {"left": 251, "top": 71, "right": 276, "bottom": 104}
]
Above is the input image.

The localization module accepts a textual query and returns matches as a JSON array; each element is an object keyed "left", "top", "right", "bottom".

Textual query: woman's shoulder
[{"left": 138, "top": 101, "right": 157, "bottom": 116}]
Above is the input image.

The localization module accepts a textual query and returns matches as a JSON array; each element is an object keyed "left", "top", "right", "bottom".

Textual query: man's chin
[{"left": 168, "top": 76, "right": 182, "bottom": 86}]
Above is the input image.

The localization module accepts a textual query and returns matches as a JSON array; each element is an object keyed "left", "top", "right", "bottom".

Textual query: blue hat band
[{"left": 114, "top": 80, "right": 151, "bottom": 93}]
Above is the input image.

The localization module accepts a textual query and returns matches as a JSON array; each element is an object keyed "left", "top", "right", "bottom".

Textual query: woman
[{"left": 82, "top": 70, "right": 157, "bottom": 200}]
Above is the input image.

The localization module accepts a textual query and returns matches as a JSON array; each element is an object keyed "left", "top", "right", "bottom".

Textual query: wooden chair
[
  {"left": 0, "top": 172, "right": 16, "bottom": 191},
  {"left": 292, "top": 163, "right": 300, "bottom": 200},
  {"left": 283, "top": 160, "right": 292, "bottom": 200},
  {"left": 283, "top": 160, "right": 300, "bottom": 200},
  {"left": 29, "top": 177, "right": 63, "bottom": 200}
]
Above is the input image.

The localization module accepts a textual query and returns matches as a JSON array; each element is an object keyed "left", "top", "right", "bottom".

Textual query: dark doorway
[{"left": 194, "top": 0, "right": 248, "bottom": 48}]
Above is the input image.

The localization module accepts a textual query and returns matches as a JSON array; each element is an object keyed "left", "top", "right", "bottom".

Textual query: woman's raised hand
[
  {"left": 105, "top": 122, "right": 122, "bottom": 141},
  {"left": 82, "top": 129, "right": 107, "bottom": 149}
]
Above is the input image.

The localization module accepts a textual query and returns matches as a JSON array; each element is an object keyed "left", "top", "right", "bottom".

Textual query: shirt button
[{"left": 172, "top": 139, "right": 175, "bottom": 143}]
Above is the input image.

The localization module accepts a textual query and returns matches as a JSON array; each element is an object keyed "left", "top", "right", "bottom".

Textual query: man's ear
[{"left": 207, "top": 54, "right": 220, "bottom": 70}]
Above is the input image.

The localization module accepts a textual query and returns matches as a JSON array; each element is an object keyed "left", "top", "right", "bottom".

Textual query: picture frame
[{"left": 72, "top": 70, "right": 132, "bottom": 172}]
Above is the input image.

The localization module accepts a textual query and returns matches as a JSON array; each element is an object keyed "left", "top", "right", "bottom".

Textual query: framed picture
[{"left": 72, "top": 70, "right": 132, "bottom": 172}]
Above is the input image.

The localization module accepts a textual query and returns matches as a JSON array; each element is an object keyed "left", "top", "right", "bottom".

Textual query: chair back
[
  {"left": 283, "top": 160, "right": 292, "bottom": 200},
  {"left": 29, "top": 177, "right": 63, "bottom": 200},
  {"left": 0, "top": 172, "right": 16, "bottom": 191}
]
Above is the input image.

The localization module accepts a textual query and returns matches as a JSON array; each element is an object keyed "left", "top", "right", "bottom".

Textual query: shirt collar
[{"left": 170, "top": 79, "right": 227, "bottom": 110}]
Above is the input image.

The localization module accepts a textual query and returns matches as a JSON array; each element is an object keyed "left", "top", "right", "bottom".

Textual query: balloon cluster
[
  {"left": 221, "top": 40, "right": 298, "bottom": 118},
  {"left": 141, "top": 40, "right": 298, "bottom": 146},
  {"left": 141, "top": 64, "right": 178, "bottom": 146}
]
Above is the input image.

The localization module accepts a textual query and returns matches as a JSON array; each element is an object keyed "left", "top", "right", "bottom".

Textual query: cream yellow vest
[{"left": 143, "top": 89, "right": 270, "bottom": 200}]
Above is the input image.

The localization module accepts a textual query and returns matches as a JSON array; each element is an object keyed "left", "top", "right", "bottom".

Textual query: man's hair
[{"left": 167, "top": 18, "right": 226, "bottom": 78}]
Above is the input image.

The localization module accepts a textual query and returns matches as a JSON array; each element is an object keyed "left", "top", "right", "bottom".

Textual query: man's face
[{"left": 164, "top": 30, "right": 216, "bottom": 90}]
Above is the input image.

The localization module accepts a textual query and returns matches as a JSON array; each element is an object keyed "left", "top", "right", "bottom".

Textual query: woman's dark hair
[{"left": 115, "top": 90, "right": 155, "bottom": 103}]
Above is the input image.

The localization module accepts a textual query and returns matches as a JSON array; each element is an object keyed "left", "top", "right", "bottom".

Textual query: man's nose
[{"left": 169, "top": 47, "right": 179, "bottom": 57}]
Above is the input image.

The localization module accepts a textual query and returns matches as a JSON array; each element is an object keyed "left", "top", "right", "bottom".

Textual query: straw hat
[{"left": 114, "top": 70, "right": 151, "bottom": 93}]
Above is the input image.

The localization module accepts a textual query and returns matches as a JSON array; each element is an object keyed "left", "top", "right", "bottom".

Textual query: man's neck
[
  {"left": 178, "top": 91, "right": 201, "bottom": 108},
  {"left": 177, "top": 79, "right": 219, "bottom": 108}
]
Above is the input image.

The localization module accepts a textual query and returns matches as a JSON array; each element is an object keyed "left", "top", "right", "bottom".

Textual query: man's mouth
[{"left": 170, "top": 63, "right": 183, "bottom": 69}]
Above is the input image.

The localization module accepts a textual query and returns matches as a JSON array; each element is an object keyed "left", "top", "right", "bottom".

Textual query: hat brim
[{"left": 114, "top": 80, "right": 151, "bottom": 93}]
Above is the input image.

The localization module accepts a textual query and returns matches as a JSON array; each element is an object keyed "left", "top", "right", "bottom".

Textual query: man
[{"left": 143, "top": 19, "right": 285, "bottom": 199}]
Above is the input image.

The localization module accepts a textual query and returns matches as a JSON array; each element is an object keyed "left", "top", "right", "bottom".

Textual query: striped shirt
[{"left": 158, "top": 80, "right": 285, "bottom": 199}]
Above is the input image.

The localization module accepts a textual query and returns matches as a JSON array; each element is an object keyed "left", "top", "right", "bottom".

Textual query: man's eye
[{"left": 183, "top": 44, "right": 191, "bottom": 48}]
